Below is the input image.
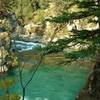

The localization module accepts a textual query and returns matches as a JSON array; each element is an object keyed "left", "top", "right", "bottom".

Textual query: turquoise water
[{"left": 3, "top": 64, "right": 90, "bottom": 100}]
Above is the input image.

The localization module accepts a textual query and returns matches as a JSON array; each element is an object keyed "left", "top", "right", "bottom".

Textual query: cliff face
[
  {"left": 16, "top": 3, "right": 72, "bottom": 43},
  {"left": 77, "top": 59, "right": 100, "bottom": 100},
  {"left": 0, "top": 32, "right": 11, "bottom": 72},
  {"left": 0, "top": 33, "right": 17, "bottom": 73},
  {"left": 0, "top": 13, "right": 18, "bottom": 73}
]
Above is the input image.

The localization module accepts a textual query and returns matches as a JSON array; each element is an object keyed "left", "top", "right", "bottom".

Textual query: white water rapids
[{"left": 11, "top": 40, "right": 45, "bottom": 52}]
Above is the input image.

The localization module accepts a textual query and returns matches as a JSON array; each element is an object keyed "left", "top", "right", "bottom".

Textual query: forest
[{"left": 0, "top": 0, "right": 100, "bottom": 100}]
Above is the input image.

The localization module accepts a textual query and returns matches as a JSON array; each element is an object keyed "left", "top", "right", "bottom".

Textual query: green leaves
[
  {"left": 0, "top": 0, "right": 18, "bottom": 12},
  {"left": 45, "top": 0, "right": 100, "bottom": 60},
  {"left": 64, "top": 46, "right": 96, "bottom": 59}
]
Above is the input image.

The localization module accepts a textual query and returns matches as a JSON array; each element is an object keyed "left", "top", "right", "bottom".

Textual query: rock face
[
  {"left": 77, "top": 58, "right": 100, "bottom": 100},
  {"left": 17, "top": 22, "right": 44, "bottom": 42},
  {"left": 0, "top": 32, "right": 18, "bottom": 73},
  {"left": 0, "top": 32, "right": 11, "bottom": 72},
  {"left": 0, "top": 12, "right": 18, "bottom": 73}
]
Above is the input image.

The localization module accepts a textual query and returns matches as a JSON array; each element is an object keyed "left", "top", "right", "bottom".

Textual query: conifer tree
[{"left": 46, "top": 0, "right": 100, "bottom": 59}]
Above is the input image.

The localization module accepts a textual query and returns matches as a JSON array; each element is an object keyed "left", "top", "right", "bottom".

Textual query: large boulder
[{"left": 16, "top": 22, "right": 44, "bottom": 42}]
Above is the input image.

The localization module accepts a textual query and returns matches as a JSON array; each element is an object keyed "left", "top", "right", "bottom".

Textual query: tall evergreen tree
[{"left": 46, "top": 0, "right": 100, "bottom": 59}]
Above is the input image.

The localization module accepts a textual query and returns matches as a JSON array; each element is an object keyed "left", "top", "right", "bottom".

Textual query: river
[
  {"left": 9, "top": 64, "right": 90, "bottom": 100},
  {"left": 0, "top": 40, "right": 91, "bottom": 100}
]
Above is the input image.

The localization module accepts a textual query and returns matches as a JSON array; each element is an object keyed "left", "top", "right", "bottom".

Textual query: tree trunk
[{"left": 22, "top": 88, "right": 25, "bottom": 100}]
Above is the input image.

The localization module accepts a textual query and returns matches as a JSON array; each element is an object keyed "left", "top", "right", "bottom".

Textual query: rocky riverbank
[
  {"left": 76, "top": 57, "right": 100, "bottom": 100},
  {"left": 0, "top": 32, "right": 18, "bottom": 73}
]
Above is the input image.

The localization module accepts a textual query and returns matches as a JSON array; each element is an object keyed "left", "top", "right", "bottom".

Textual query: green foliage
[
  {"left": 45, "top": 12, "right": 70, "bottom": 23},
  {"left": 0, "top": 0, "right": 18, "bottom": 12},
  {"left": 31, "top": 0, "right": 49, "bottom": 9},
  {"left": 34, "top": 10, "right": 45, "bottom": 22},
  {"left": 46, "top": 0, "right": 100, "bottom": 59},
  {"left": 44, "top": 39, "right": 68, "bottom": 53},
  {"left": 64, "top": 47, "right": 96, "bottom": 59},
  {"left": 14, "top": 0, "right": 33, "bottom": 19},
  {"left": 32, "top": 45, "right": 43, "bottom": 53}
]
